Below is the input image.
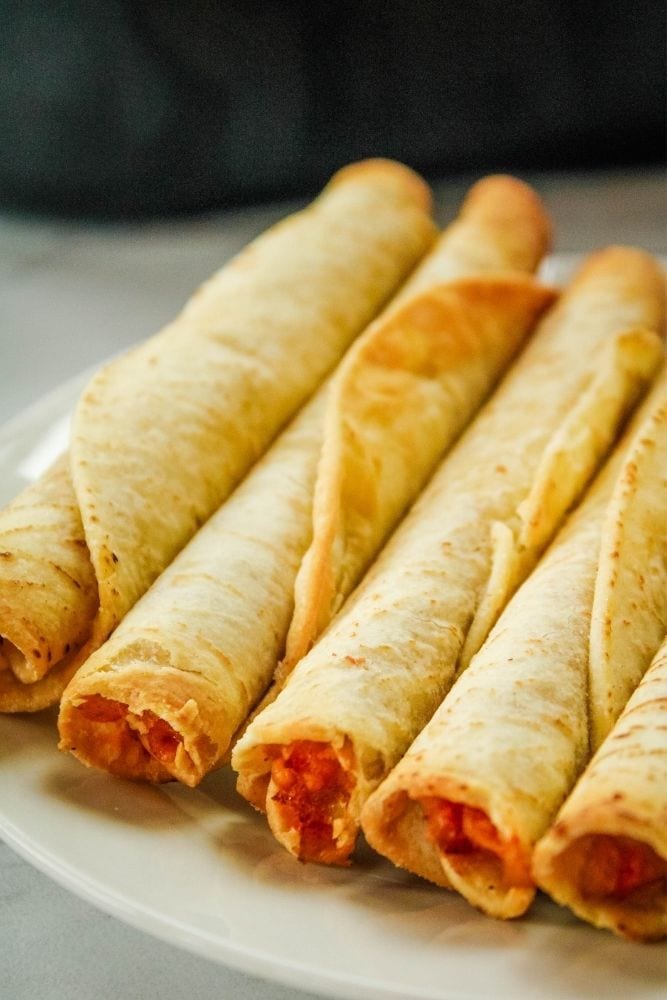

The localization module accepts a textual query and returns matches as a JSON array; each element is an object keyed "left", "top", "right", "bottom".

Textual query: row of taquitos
[
  {"left": 0, "top": 160, "right": 664, "bottom": 941},
  {"left": 57, "top": 168, "right": 555, "bottom": 777},
  {"left": 231, "top": 243, "right": 667, "bottom": 944}
]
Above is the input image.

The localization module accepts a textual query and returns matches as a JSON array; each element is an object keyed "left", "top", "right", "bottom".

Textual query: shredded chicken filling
[
  {"left": 421, "top": 796, "right": 533, "bottom": 888},
  {"left": 578, "top": 834, "right": 666, "bottom": 900},
  {"left": 269, "top": 740, "right": 355, "bottom": 865},
  {"left": 77, "top": 694, "right": 184, "bottom": 765}
]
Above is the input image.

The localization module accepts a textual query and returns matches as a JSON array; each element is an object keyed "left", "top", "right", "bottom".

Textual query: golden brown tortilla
[
  {"left": 232, "top": 246, "right": 665, "bottom": 866},
  {"left": 274, "top": 175, "right": 555, "bottom": 691},
  {"left": 361, "top": 367, "right": 667, "bottom": 920},
  {"left": 58, "top": 388, "right": 328, "bottom": 783},
  {"left": 533, "top": 633, "right": 667, "bottom": 941},
  {"left": 0, "top": 159, "right": 435, "bottom": 711},
  {"left": 58, "top": 175, "right": 552, "bottom": 785}
]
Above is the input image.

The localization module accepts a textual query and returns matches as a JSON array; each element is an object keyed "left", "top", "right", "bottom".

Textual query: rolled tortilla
[
  {"left": 232, "top": 246, "right": 666, "bottom": 866},
  {"left": 533, "top": 635, "right": 667, "bottom": 941},
  {"left": 57, "top": 175, "right": 553, "bottom": 785},
  {"left": 361, "top": 368, "right": 667, "bottom": 919},
  {"left": 58, "top": 389, "right": 327, "bottom": 783},
  {"left": 0, "top": 456, "right": 98, "bottom": 709},
  {"left": 589, "top": 377, "right": 667, "bottom": 748},
  {"left": 272, "top": 175, "right": 555, "bottom": 689},
  {"left": 0, "top": 158, "right": 435, "bottom": 712}
]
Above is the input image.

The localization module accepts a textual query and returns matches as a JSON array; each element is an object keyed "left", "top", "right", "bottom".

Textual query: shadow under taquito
[
  {"left": 41, "top": 764, "right": 195, "bottom": 830},
  {"left": 0, "top": 706, "right": 60, "bottom": 762}
]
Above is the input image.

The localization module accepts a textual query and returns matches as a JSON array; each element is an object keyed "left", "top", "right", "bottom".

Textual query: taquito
[
  {"left": 361, "top": 369, "right": 667, "bottom": 919},
  {"left": 232, "top": 246, "right": 665, "bottom": 866},
  {"left": 58, "top": 389, "right": 327, "bottom": 783},
  {"left": 0, "top": 158, "right": 435, "bottom": 712},
  {"left": 533, "top": 636, "right": 667, "bottom": 941},
  {"left": 57, "top": 175, "right": 553, "bottom": 785},
  {"left": 273, "top": 175, "right": 555, "bottom": 689}
]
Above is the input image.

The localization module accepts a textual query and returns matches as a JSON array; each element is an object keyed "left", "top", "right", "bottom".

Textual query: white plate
[{"left": 0, "top": 347, "right": 664, "bottom": 1000}]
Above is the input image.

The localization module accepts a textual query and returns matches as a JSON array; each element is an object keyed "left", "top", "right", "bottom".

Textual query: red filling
[
  {"left": 421, "top": 797, "right": 533, "bottom": 889},
  {"left": 77, "top": 693, "right": 126, "bottom": 723},
  {"left": 144, "top": 712, "right": 182, "bottom": 763},
  {"left": 77, "top": 695, "right": 183, "bottom": 764},
  {"left": 269, "top": 740, "right": 354, "bottom": 865},
  {"left": 579, "top": 835, "right": 665, "bottom": 900}
]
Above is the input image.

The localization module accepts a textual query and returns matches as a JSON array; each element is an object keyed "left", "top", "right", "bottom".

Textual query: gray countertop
[{"left": 1, "top": 168, "right": 665, "bottom": 1000}]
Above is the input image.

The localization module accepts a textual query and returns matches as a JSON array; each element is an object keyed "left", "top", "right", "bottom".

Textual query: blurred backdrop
[{"left": 1, "top": 1, "right": 665, "bottom": 218}]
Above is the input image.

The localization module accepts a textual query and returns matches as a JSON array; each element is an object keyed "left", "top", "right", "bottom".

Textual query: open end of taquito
[
  {"left": 0, "top": 158, "right": 435, "bottom": 713},
  {"left": 265, "top": 739, "right": 358, "bottom": 865},
  {"left": 58, "top": 388, "right": 330, "bottom": 783},
  {"left": 419, "top": 796, "right": 535, "bottom": 918},
  {"left": 533, "top": 637, "right": 667, "bottom": 942},
  {"left": 362, "top": 778, "right": 534, "bottom": 918},
  {"left": 534, "top": 827, "right": 665, "bottom": 942},
  {"left": 237, "top": 734, "right": 369, "bottom": 866},
  {"left": 58, "top": 694, "right": 184, "bottom": 785},
  {"left": 0, "top": 455, "right": 99, "bottom": 711}
]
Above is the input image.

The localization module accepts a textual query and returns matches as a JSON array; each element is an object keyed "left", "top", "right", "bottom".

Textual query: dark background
[{"left": 1, "top": 1, "right": 665, "bottom": 218}]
